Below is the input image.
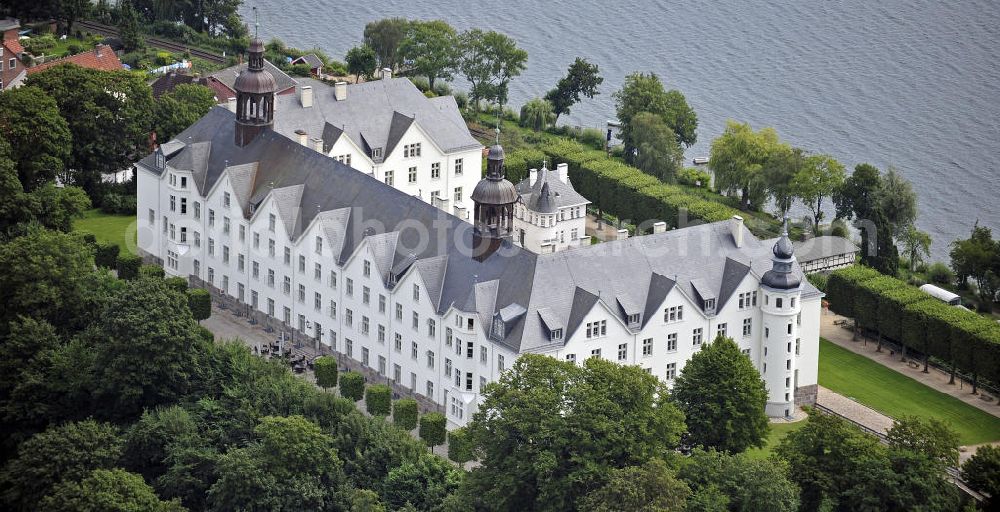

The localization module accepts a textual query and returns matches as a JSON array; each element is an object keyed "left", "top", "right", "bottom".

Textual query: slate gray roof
[
  {"left": 793, "top": 236, "right": 859, "bottom": 263},
  {"left": 139, "top": 107, "right": 817, "bottom": 354},
  {"left": 0, "top": 18, "right": 19, "bottom": 32},
  {"left": 515, "top": 166, "right": 590, "bottom": 213},
  {"left": 292, "top": 53, "right": 323, "bottom": 69},
  {"left": 208, "top": 59, "right": 297, "bottom": 94},
  {"left": 272, "top": 77, "right": 481, "bottom": 158}
]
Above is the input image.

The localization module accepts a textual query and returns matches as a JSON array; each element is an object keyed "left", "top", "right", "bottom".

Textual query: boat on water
[{"left": 692, "top": 156, "right": 710, "bottom": 165}]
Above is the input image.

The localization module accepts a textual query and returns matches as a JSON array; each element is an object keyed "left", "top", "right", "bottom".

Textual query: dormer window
[
  {"left": 492, "top": 316, "right": 504, "bottom": 340},
  {"left": 627, "top": 313, "right": 640, "bottom": 325},
  {"left": 155, "top": 150, "right": 165, "bottom": 170},
  {"left": 550, "top": 328, "right": 563, "bottom": 340},
  {"left": 372, "top": 147, "right": 382, "bottom": 159},
  {"left": 704, "top": 299, "right": 717, "bottom": 315}
]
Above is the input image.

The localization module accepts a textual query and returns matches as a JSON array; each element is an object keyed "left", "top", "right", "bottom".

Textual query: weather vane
[{"left": 253, "top": 6, "right": 259, "bottom": 39}]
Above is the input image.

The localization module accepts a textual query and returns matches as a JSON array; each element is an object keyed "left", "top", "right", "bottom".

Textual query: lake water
[{"left": 243, "top": 0, "right": 1000, "bottom": 261}]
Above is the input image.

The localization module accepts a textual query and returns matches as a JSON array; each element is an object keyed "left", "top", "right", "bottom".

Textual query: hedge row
[
  {"left": 521, "top": 139, "right": 741, "bottom": 230},
  {"left": 826, "top": 266, "right": 1000, "bottom": 387}
]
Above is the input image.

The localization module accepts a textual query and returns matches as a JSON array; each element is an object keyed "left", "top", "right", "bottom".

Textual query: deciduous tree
[
  {"left": 579, "top": 458, "right": 691, "bottom": 512},
  {"left": 365, "top": 384, "right": 391, "bottom": 416},
  {"left": 793, "top": 153, "right": 845, "bottom": 232},
  {"left": 339, "top": 371, "right": 365, "bottom": 402},
  {"left": 545, "top": 57, "right": 603, "bottom": 123},
  {"left": 962, "top": 444, "right": 1000, "bottom": 509},
  {"left": 459, "top": 29, "right": 527, "bottom": 110},
  {"left": 463, "top": 354, "right": 685, "bottom": 511},
  {"left": 313, "top": 355, "right": 338, "bottom": 389},
  {"left": 0, "top": 419, "right": 124, "bottom": 510},
  {"left": 678, "top": 449, "right": 799, "bottom": 512},
  {"left": 615, "top": 72, "right": 697, "bottom": 154},
  {"left": 630, "top": 111, "right": 683, "bottom": 182},
  {"left": 519, "top": 98, "right": 555, "bottom": 131},
  {"left": 419, "top": 412, "right": 446, "bottom": 453},
  {"left": 671, "top": 335, "right": 769, "bottom": 453},
  {"left": 345, "top": 44, "right": 377, "bottom": 83},
  {"left": 399, "top": 20, "right": 461, "bottom": 90},
  {"left": 153, "top": 84, "right": 218, "bottom": 141},
  {"left": 708, "top": 120, "right": 784, "bottom": 210},
  {"left": 393, "top": 398, "right": 418, "bottom": 431},
  {"left": 0, "top": 86, "right": 72, "bottom": 190},
  {"left": 382, "top": 454, "right": 462, "bottom": 511},
  {"left": 900, "top": 225, "right": 932, "bottom": 273},
  {"left": 950, "top": 222, "right": 999, "bottom": 302},
  {"left": 364, "top": 18, "right": 410, "bottom": 71},
  {"left": 41, "top": 468, "right": 185, "bottom": 512}
]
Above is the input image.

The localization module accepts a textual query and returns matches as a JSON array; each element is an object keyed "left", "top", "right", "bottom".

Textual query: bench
[{"left": 907, "top": 361, "right": 921, "bottom": 369}]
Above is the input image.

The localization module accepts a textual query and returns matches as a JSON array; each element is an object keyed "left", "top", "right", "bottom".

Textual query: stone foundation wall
[{"left": 795, "top": 384, "right": 818, "bottom": 406}]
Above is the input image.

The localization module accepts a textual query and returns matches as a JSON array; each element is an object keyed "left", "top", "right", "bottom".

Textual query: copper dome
[
  {"left": 471, "top": 177, "right": 519, "bottom": 206},
  {"left": 234, "top": 66, "right": 277, "bottom": 95}
]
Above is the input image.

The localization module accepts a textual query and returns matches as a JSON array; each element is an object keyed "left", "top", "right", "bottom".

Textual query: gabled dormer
[
  {"left": 616, "top": 295, "right": 643, "bottom": 331},
  {"left": 491, "top": 304, "right": 526, "bottom": 342},
  {"left": 691, "top": 278, "right": 718, "bottom": 316}
]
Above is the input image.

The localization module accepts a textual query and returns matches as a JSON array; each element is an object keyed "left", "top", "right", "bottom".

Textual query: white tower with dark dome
[{"left": 759, "top": 219, "right": 803, "bottom": 418}]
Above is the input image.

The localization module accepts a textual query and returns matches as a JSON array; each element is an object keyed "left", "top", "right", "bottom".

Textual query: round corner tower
[{"left": 759, "top": 220, "right": 803, "bottom": 418}]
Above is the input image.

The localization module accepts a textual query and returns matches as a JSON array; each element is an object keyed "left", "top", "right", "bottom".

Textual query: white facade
[
  {"left": 138, "top": 157, "right": 821, "bottom": 426},
  {"left": 513, "top": 164, "right": 590, "bottom": 253}
]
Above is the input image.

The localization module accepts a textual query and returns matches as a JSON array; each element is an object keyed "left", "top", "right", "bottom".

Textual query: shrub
[
  {"left": 154, "top": 51, "right": 172, "bottom": 65},
  {"left": 116, "top": 253, "right": 143, "bottom": 280},
  {"left": 100, "top": 193, "right": 122, "bottom": 214},
  {"left": 365, "top": 384, "right": 392, "bottom": 416},
  {"left": 432, "top": 81, "right": 452, "bottom": 96},
  {"left": 454, "top": 91, "right": 468, "bottom": 110},
  {"left": 926, "top": 262, "right": 955, "bottom": 285},
  {"left": 409, "top": 76, "right": 430, "bottom": 92},
  {"left": 447, "top": 427, "right": 473, "bottom": 465},
  {"left": 393, "top": 398, "right": 419, "bottom": 431},
  {"left": 78, "top": 231, "right": 97, "bottom": 246},
  {"left": 195, "top": 325, "right": 214, "bottom": 344},
  {"left": 138, "top": 264, "right": 165, "bottom": 279},
  {"left": 423, "top": 89, "right": 436, "bottom": 98},
  {"left": 314, "top": 356, "right": 338, "bottom": 389},
  {"left": 24, "top": 34, "right": 57, "bottom": 54},
  {"left": 288, "top": 63, "right": 312, "bottom": 77},
  {"left": 419, "top": 412, "right": 446, "bottom": 451},
  {"left": 806, "top": 273, "right": 828, "bottom": 292},
  {"left": 164, "top": 276, "right": 188, "bottom": 293},
  {"left": 677, "top": 167, "right": 712, "bottom": 188},
  {"left": 186, "top": 288, "right": 211, "bottom": 322},
  {"left": 340, "top": 372, "right": 365, "bottom": 402},
  {"left": 577, "top": 127, "right": 607, "bottom": 150},
  {"left": 325, "top": 60, "right": 348, "bottom": 76},
  {"left": 95, "top": 241, "right": 120, "bottom": 269}
]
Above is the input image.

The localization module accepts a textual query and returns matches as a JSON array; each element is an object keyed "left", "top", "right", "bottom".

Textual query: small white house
[{"left": 512, "top": 163, "right": 590, "bottom": 253}]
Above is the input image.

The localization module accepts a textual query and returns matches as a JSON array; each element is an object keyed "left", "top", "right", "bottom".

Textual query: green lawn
[
  {"left": 819, "top": 338, "right": 1000, "bottom": 445},
  {"left": 744, "top": 421, "right": 807, "bottom": 460},
  {"left": 73, "top": 209, "right": 137, "bottom": 255}
]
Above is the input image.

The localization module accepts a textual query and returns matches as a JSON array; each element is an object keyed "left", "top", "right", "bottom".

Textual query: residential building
[
  {"left": 1, "top": 18, "right": 25, "bottom": 90},
  {"left": 135, "top": 37, "right": 821, "bottom": 427},
  {"left": 24, "top": 44, "right": 123, "bottom": 77},
  {"left": 290, "top": 53, "right": 323, "bottom": 77},
  {"left": 266, "top": 76, "right": 484, "bottom": 220},
  {"left": 203, "top": 58, "right": 297, "bottom": 103},
  {"left": 513, "top": 162, "right": 590, "bottom": 252},
  {"left": 792, "top": 235, "right": 859, "bottom": 273}
]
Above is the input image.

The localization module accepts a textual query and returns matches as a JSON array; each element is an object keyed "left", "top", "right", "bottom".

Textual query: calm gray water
[{"left": 243, "top": 0, "right": 1000, "bottom": 262}]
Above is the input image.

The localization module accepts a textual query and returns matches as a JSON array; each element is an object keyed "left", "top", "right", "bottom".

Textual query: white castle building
[{"left": 135, "top": 37, "right": 821, "bottom": 426}]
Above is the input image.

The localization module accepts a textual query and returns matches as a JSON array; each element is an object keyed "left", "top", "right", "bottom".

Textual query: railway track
[{"left": 76, "top": 20, "right": 227, "bottom": 64}]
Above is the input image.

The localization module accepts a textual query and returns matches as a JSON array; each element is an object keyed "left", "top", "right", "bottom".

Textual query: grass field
[
  {"left": 744, "top": 421, "right": 807, "bottom": 460},
  {"left": 73, "top": 209, "right": 137, "bottom": 254},
  {"left": 819, "top": 338, "right": 1000, "bottom": 445}
]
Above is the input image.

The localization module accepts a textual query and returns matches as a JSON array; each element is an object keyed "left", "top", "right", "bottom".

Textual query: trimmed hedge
[
  {"left": 95, "top": 241, "right": 120, "bottom": 269},
  {"left": 314, "top": 356, "right": 338, "bottom": 389},
  {"left": 116, "top": 253, "right": 143, "bottom": 280},
  {"left": 827, "top": 266, "right": 1000, "bottom": 387},
  {"left": 340, "top": 371, "right": 365, "bottom": 402},
  {"left": 186, "top": 288, "right": 211, "bottom": 322},
  {"left": 393, "top": 398, "right": 419, "bottom": 431},
  {"left": 365, "top": 384, "right": 392, "bottom": 416},
  {"left": 535, "top": 138, "right": 741, "bottom": 230},
  {"left": 447, "top": 427, "right": 473, "bottom": 465},
  {"left": 419, "top": 412, "right": 447, "bottom": 451}
]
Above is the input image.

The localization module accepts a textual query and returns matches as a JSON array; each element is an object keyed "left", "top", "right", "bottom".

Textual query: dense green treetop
[
  {"left": 579, "top": 458, "right": 691, "bottom": 512},
  {"left": 0, "top": 86, "right": 72, "bottom": 191},
  {"left": 545, "top": 57, "right": 603, "bottom": 122},
  {"left": 345, "top": 44, "right": 377, "bottom": 83},
  {"left": 678, "top": 449, "right": 799, "bottom": 512},
  {"left": 671, "top": 335, "right": 769, "bottom": 454},
  {"left": 708, "top": 120, "right": 786, "bottom": 210},
  {"left": 615, "top": 72, "right": 697, "bottom": 149},
  {"left": 630, "top": 111, "right": 684, "bottom": 183},
  {"left": 41, "top": 468, "right": 186, "bottom": 512},
  {"left": 463, "top": 354, "right": 684, "bottom": 511},
  {"left": 459, "top": 29, "right": 528, "bottom": 109},
  {"left": 399, "top": 20, "right": 462, "bottom": 90},
  {"left": 364, "top": 18, "right": 410, "bottom": 71},
  {"left": 153, "top": 84, "right": 218, "bottom": 142}
]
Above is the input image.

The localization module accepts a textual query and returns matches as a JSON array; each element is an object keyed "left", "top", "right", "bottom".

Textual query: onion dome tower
[
  {"left": 760, "top": 218, "right": 803, "bottom": 418},
  {"left": 471, "top": 138, "right": 519, "bottom": 260},
  {"left": 234, "top": 15, "right": 276, "bottom": 147}
]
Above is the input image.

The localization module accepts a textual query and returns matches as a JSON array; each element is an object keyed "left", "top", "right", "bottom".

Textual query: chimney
[
  {"left": 453, "top": 205, "right": 467, "bottom": 220},
  {"left": 381, "top": 67, "right": 392, "bottom": 80},
  {"left": 556, "top": 163, "right": 569, "bottom": 183},
  {"left": 731, "top": 215, "right": 744, "bottom": 248},
  {"left": 300, "top": 85, "right": 313, "bottom": 108},
  {"left": 95, "top": 44, "right": 103, "bottom": 58},
  {"left": 653, "top": 221, "right": 667, "bottom": 234},
  {"left": 312, "top": 137, "right": 324, "bottom": 153},
  {"left": 617, "top": 228, "right": 629, "bottom": 241},
  {"left": 226, "top": 97, "right": 237, "bottom": 112},
  {"left": 334, "top": 81, "right": 347, "bottom": 101},
  {"left": 529, "top": 168, "right": 538, "bottom": 186},
  {"left": 295, "top": 129, "right": 308, "bottom": 146}
]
